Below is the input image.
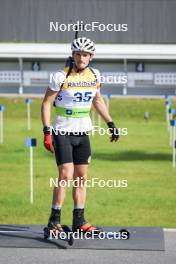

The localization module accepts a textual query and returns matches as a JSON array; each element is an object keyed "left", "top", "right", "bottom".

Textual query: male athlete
[{"left": 41, "top": 37, "right": 119, "bottom": 235}]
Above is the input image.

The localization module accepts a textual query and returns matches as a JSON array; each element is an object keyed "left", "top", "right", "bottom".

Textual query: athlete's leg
[
  {"left": 52, "top": 163, "right": 74, "bottom": 207},
  {"left": 48, "top": 163, "right": 74, "bottom": 230},
  {"left": 51, "top": 133, "right": 74, "bottom": 209},
  {"left": 48, "top": 133, "right": 74, "bottom": 228},
  {"left": 72, "top": 165, "right": 102, "bottom": 233},
  {"left": 71, "top": 135, "right": 102, "bottom": 233},
  {"left": 72, "top": 134, "right": 90, "bottom": 209},
  {"left": 72, "top": 164, "right": 88, "bottom": 209}
]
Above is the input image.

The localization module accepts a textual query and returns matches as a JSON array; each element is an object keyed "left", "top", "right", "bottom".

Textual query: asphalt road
[{"left": 0, "top": 229, "right": 175, "bottom": 264}]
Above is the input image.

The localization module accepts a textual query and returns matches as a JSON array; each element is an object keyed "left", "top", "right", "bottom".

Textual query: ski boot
[
  {"left": 72, "top": 209, "right": 103, "bottom": 238},
  {"left": 43, "top": 208, "right": 74, "bottom": 246}
]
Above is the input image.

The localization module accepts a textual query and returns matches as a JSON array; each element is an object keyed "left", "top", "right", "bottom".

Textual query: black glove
[{"left": 107, "top": 121, "right": 120, "bottom": 142}]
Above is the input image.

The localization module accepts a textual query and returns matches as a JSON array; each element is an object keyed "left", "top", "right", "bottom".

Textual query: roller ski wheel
[
  {"left": 62, "top": 225, "right": 74, "bottom": 246},
  {"left": 119, "top": 228, "right": 130, "bottom": 239},
  {"left": 43, "top": 224, "right": 74, "bottom": 246}
]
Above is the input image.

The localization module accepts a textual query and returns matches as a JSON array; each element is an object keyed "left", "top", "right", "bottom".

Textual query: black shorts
[{"left": 52, "top": 132, "right": 91, "bottom": 166}]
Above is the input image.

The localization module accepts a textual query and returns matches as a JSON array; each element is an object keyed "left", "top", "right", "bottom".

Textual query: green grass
[{"left": 0, "top": 96, "right": 176, "bottom": 228}]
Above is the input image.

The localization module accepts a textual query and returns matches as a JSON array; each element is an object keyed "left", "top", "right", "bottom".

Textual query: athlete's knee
[
  {"left": 59, "top": 172, "right": 73, "bottom": 182},
  {"left": 74, "top": 173, "right": 87, "bottom": 187},
  {"left": 58, "top": 164, "right": 73, "bottom": 182}
]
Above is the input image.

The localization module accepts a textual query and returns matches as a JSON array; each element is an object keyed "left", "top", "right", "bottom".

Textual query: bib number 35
[{"left": 73, "top": 92, "right": 92, "bottom": 102}]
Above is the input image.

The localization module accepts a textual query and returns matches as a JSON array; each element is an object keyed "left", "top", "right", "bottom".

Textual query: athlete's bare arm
[
  {"left": 41, "top": 88, "right": 58, "bottom": 127},
  {"left": 92, "top": 89, "right": 112, "bottom": 123}
]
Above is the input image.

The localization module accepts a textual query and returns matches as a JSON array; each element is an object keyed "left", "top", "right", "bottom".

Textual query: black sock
[
  {"left": 73, "top": 208, "right": 86, "bottom": 228},
  {"left": 48, "top": 208, "right": 61, "bottom": 224}
]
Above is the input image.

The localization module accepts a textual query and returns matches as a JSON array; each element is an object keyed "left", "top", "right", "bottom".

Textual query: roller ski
[
  {"left": 44, "top": 208, "right": 74, "bottom": 246},
  {"left": 43, "top": 223, "right": 74, "bottom": 246},
  {"left": 72, "top": 209, "right": 130, "bottom": 240}
]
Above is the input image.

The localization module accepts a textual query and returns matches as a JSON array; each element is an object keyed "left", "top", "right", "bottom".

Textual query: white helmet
[{"left": 71, "top": 37, "right": 95, "bottom": 54}]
